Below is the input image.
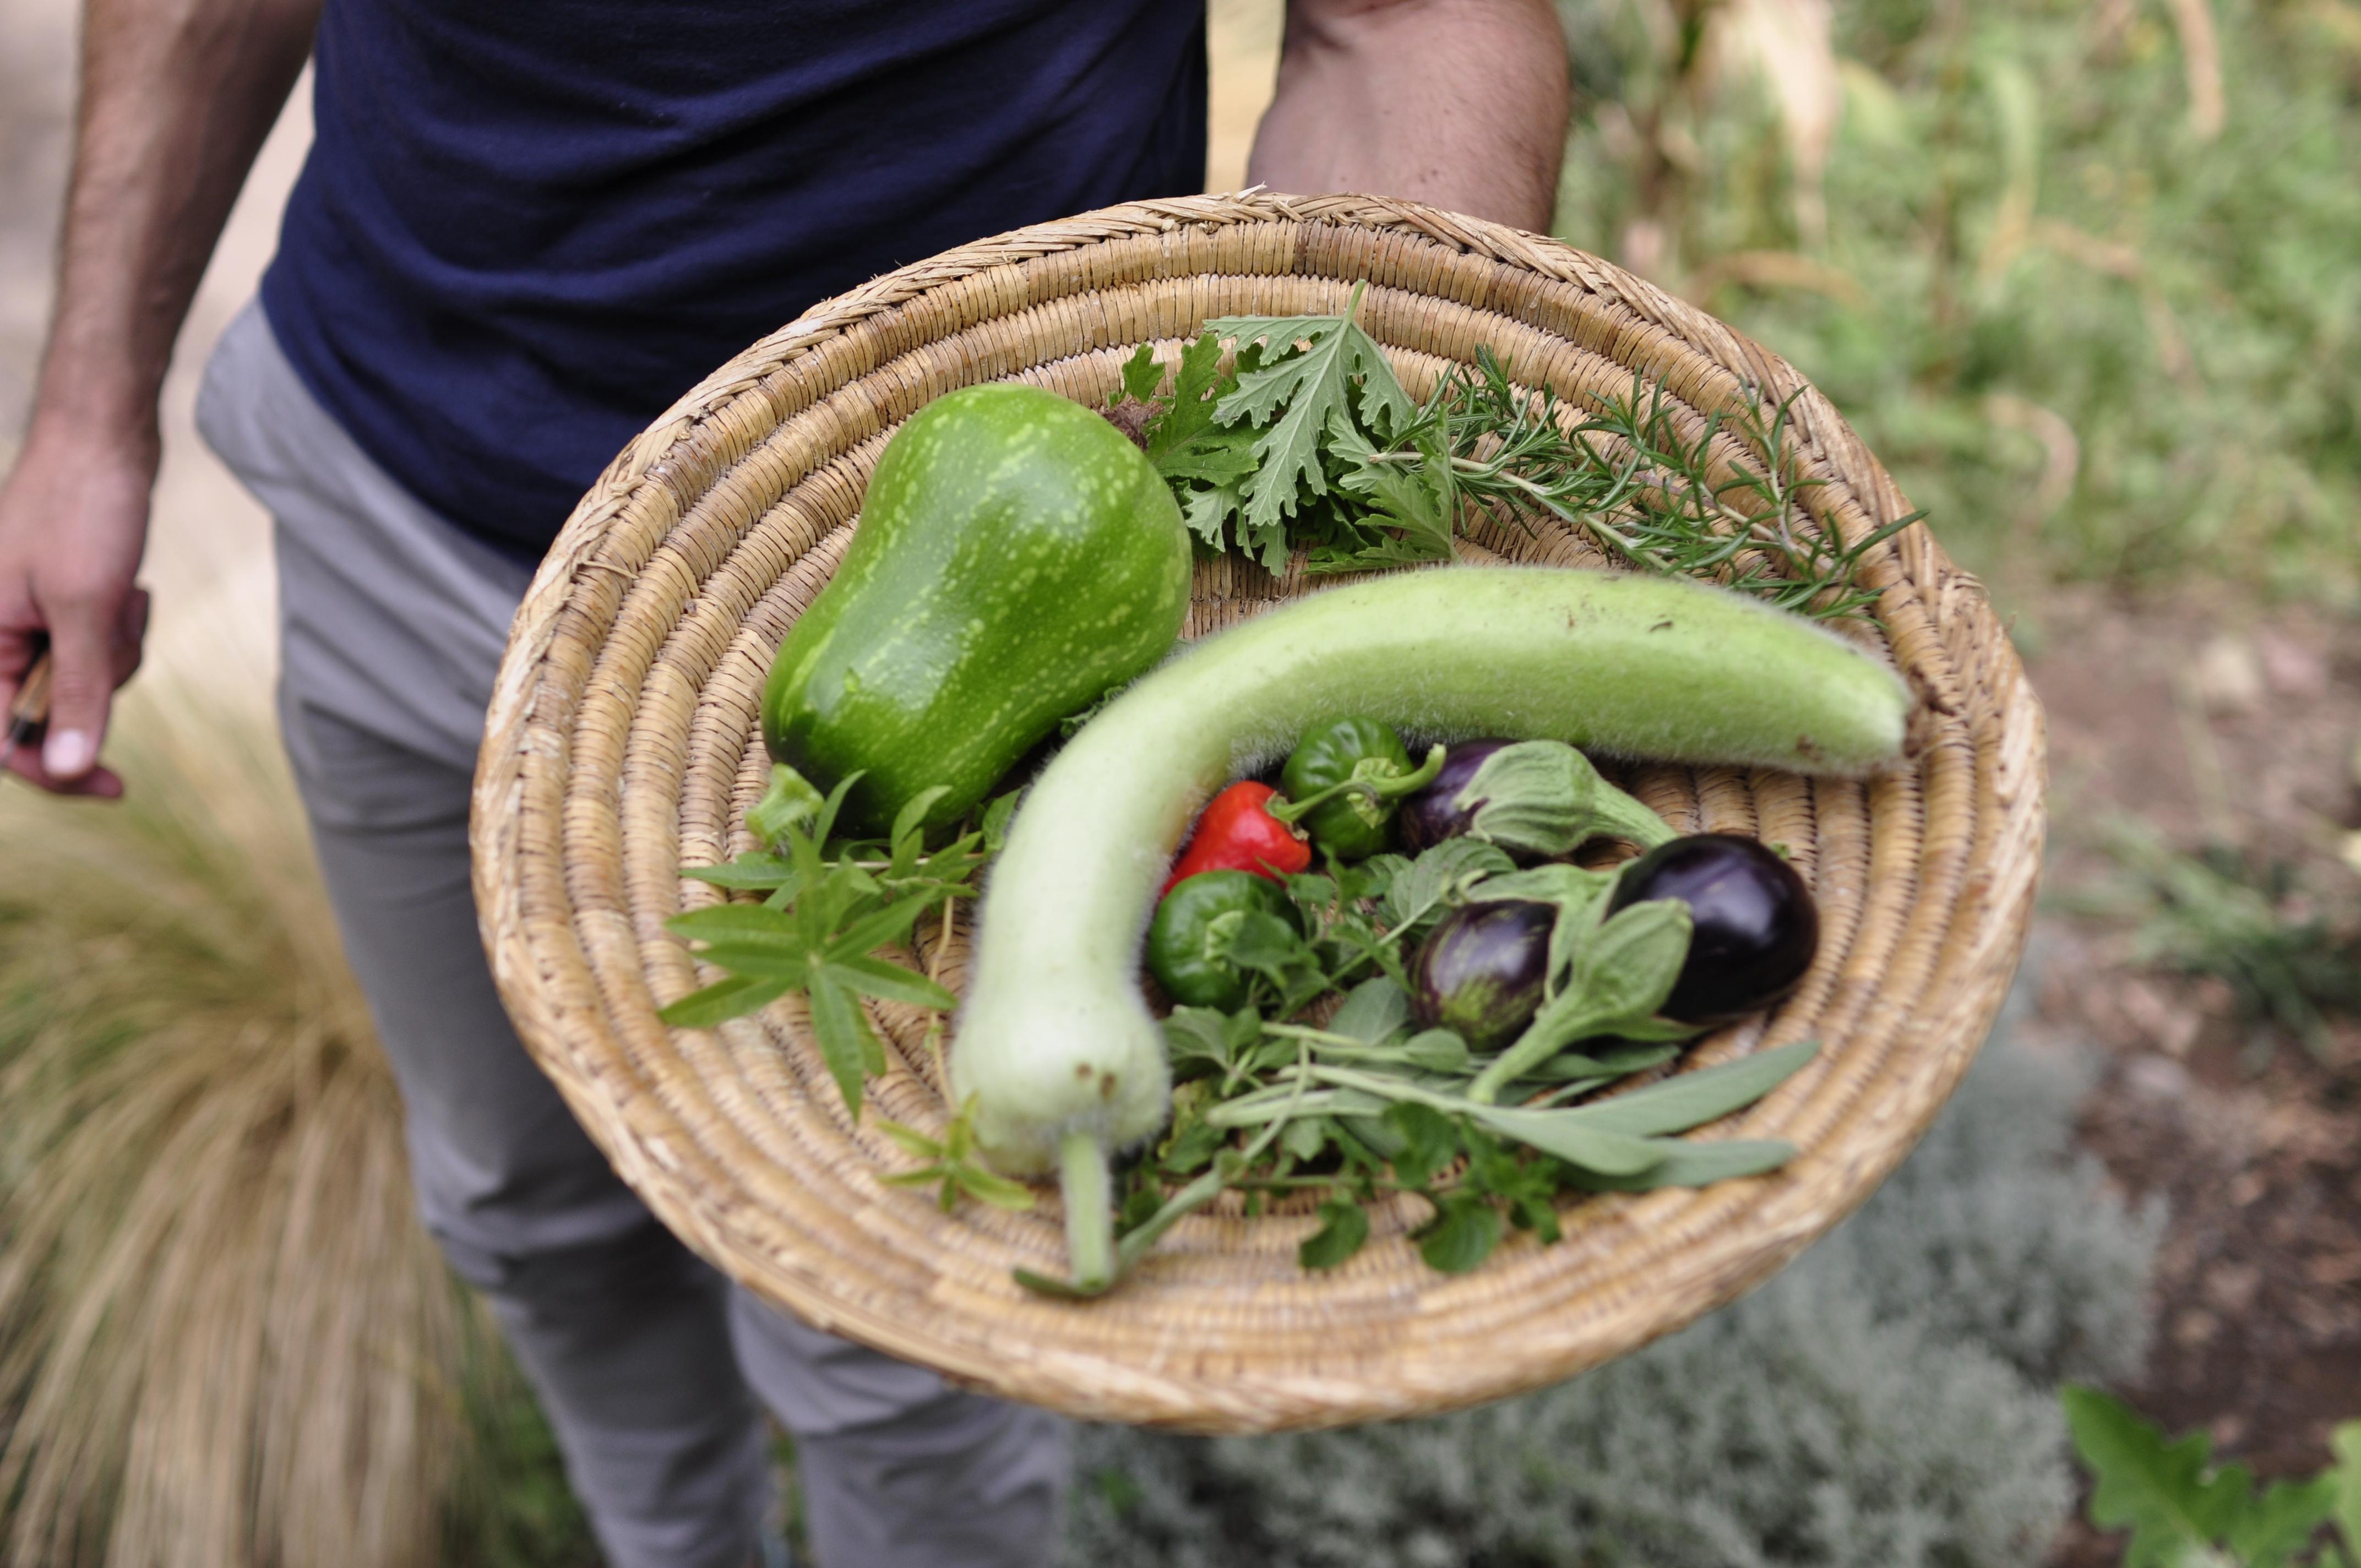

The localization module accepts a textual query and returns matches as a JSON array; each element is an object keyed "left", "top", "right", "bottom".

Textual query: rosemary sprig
[{"left": 1405, "top": 350, "right": 1921, "bottom": 621}]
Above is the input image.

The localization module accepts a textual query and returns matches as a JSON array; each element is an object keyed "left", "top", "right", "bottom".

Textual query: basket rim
[{"left": 470, "top": 189, "right": 2045, "bottom": 1433}]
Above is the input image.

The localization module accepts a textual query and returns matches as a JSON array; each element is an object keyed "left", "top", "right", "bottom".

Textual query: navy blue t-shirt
[{"left": 262, "top": 2, "right": 1207, "bottom": 555}]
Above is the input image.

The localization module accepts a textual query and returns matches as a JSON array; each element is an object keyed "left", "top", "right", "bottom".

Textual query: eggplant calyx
[{"left": 1455, "top": 740, "right": 1676, "bottom": 858}]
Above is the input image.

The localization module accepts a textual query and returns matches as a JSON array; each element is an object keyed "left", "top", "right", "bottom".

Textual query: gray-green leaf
[
  {"left": 1568, "top": 897, "right": 1694, "bottom": 1026},
  {"left": 1552, "top": 1040, "right": 1819, "bottom": 1136}
]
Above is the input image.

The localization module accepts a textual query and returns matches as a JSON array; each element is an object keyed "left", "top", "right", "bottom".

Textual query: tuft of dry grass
[{"left": 0, "top": 575, "right": 496, "bottom": 1568}]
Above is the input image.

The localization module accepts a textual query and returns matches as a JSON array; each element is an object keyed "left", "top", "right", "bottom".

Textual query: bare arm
[
  {"left": 0, "top": 0, "right": 317, "bottom": 796},
  {"left": 1247, "top": 0, "right": 1569, "bottom": 233}
]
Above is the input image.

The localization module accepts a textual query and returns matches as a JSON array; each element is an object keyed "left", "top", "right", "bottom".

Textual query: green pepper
[
  {"left": 1273, "top": 717, "right": 1444, "bottom": 861},
  {"left": 1146, "top": 871, "right": 1296, "bottom": 1010}
]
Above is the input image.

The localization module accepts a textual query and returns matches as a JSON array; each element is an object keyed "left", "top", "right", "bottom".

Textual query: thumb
[{"left": 40, "top": 603, "right": 118, "bottom": 781}]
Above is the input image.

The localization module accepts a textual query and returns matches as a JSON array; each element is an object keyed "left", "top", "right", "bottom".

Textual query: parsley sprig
[{"left": 1111, "top": 282, "right": 1918, "bottom": 619}]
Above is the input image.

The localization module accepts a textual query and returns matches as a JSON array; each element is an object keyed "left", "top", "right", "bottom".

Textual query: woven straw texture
[{"left": 472, "top": 192, "right": 2043, "bottom": 1435}]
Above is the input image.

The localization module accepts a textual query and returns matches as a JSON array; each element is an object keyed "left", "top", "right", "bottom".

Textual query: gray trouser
[{"left": 195, "top": 300, "right": 1069, "bottom": 1568}]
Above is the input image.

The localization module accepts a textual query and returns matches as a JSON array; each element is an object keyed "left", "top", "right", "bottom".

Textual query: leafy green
[
  {"left": 2063, "top": 1385, "right": 2352, "bottom": 1568},
  {"left": 1298, "top": 1197, "right": 1371, "bottom": 1270},
  {"left": 1416, "top": 1196, "right": 1505, "bottom": 1275},
  {"left": 659, "top": 766, "right": 1005, "bottom": 1121},
  {"left": 1109, "top": 297, "right": 1913, "bottom": 612},
  {"left": 1205, "top": 286, "right": 1418, "bottom": 548},
  {"left": 876, "top": 1098, "right": 1037, "bottom": 1214}
]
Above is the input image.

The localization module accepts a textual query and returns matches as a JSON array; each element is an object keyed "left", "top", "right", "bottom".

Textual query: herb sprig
[
  {"left": 1111, "top": 284, "right": 1917, "bottom": 619},
  {"left": 659, "top": 765, "right": 1015, "bottom": 1119}
]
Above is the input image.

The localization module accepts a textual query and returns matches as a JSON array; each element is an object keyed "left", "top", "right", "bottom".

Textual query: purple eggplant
[
  {"left": 1398, "top": 740, "right": 1516, "bottom": 853},
  {"left": 1608, "top": 835, "right": 1818, "bottom": 1024},
  {"left": 1409, "top": 900, "right": 1556, "bottom": 1048}
]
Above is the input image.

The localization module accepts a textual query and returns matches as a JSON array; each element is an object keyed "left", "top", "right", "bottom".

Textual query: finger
[
  {"left": 112, "top": 586, "right": 153, "bottom": 686},
  {"left": 39, "top": 606, "right": 117, "bottom": 782},
  {"left": 6, "top": 744, "right": 124, "bottom": 799},
  {"left": 0, "top": 624, "right": 34, "bottom": 716}
]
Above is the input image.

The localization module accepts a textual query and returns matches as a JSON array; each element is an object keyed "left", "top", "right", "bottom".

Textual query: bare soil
[{"left": 2026, "top": 586, "right": 2361, "bottom": 1562}]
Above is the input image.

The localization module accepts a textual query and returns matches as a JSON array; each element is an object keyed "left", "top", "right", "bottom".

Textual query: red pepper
[{"left": 1162, "top": 781, "right": 1313, "bottom": 897}]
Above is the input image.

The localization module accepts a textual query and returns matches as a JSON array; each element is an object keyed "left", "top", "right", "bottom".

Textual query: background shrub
[{"left": 1063, "top": 965, "right": 2164, "bottom": 1568}]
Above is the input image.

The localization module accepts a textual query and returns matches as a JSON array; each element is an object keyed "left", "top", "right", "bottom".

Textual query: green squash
[{"left": 761, "top": 382, "right": 1190, "bottom": 836}]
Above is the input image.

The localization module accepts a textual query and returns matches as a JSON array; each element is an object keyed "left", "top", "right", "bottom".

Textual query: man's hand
[
  {"left": 1248, "top": 0, "right": 1570, "bottom": 233},
  {"left": 0, "top": 423, "right": 156, "bottom": 796},
  {"left": 1, "top": 0, "right": 317, "bottom": 797}
]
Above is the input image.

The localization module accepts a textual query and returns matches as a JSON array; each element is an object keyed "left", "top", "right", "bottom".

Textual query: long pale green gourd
[{"left": 948, "top": 567, "right": 1913, "bottom": 1286}]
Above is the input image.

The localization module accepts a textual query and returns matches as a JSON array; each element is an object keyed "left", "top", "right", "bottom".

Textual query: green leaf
[
  {"left": 981, "top": 788, "right": 1022, "bottom": 852},
  {"left": 1552, "top": 1041, "right": 1820, "bottom": 1137},
  {"left": 1207, "top": 288, "right": 1417, "bottom": 543},
  {"left": 1519, "top": 1043, "right": 1679, "bottom": 1084},
  {"left": 1326, "top": 413, "right": 1458, "bottom": 560},
  {"left": 1180, "top": 477, "right": 1250, "bottom": 554},
  {"left": 666, "top": 903, "right": 802, "bottom": 942},
  {"left": 1568, "top": 897, "right": 1694, "bottom": 1025},
  {"left": 1280, "top": 1114, "right": 1330, "bottom": 1163},
  {"left": 656, "top": 974, "right": 792, "bottom": 1028},
  {"left": 1563, "top": 1138, "right": 1797, "bottom": 1191},
  {"left": 1158, "top": 431, "right": 1261, "bottom": 488},
  {"left": 1462, "top": 1106, "right": 1669, "bottom": 1175},
  {"left": 1415, "top": 1197, "right": 1503, "bottom": 1274},
  {"left": 1401, "top": 1028, "right": 1470, "bottom": 1073},
  {"left": 804, "top": 970, "right": 875, "bottom": 1117},
  {"left": 873, "top": 1118, "right": 945, "bottom": 1160},
  {"left": 1383, "top": 1103, "right": 1459, "bottom": 1188},
  {"left": 1298, "top": 1198, "right": 1371, "bottom": 1270},
  {"left": 676, "top": 944, "right": 813, "bottom": 983},
  {"left": 1146, "top": 331, "right": 1234, "bottom": 463},
  {"left": 1328, "top": 977, "right": 1411, "bottom": 1046},
  {"left": 2228, "top": 1476, "right": 2338, "bottom": 1568},
  {"left": 1383, "top": 838, "right": 1517, "bottom": 935},
  {"left": 2063, "top": 1385, "right": 2250, "bottom": 1567},
  {"left": 1117, "top": 341, "right": 1163, "bottom": 405},
  {"left": 2333, "top": 1423, "right": 2361, "bottom": 1558},
  {"left": 1162, "top": 1007, "right": 1242, "bottom": 1075},
  {"left": 820, "top": 955, "right": 956, "bottom": 1012},
  {"left": 953, "top": 1164, "right": 1039, "bottom": 1211},
  {"left": 809, "top": 769, "right": 866, "bottom": 847},
  {"left": 823, "top": 895, "right": 933, "bottom": 962},
  {"left": 748, "top": 764, "right": 825, "bottom": 848},
  {"left": 678, "top": 855, "right": 800, "bottom": 891},
  {"left": 890, "top": 785, "right": 953, "bottom": 852}
]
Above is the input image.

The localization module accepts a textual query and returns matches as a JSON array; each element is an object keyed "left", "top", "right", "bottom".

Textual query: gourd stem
[{"left": 1059, "top": 1130, "right": 1115, "bottom": 1291}]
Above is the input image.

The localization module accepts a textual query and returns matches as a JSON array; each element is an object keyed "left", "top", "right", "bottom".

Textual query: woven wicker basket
[{"left": 471, "top": 191, "right": 2043, "bottom": 1435}]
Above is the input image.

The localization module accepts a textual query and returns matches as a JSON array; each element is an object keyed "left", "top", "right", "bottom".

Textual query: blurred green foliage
[{"left": 1552, "top": 0, "right": 2361, "bottom": 604}]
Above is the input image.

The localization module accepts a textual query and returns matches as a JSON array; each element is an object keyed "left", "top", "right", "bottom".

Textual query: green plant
[
  {"left": 2063, "top": 1386, "right": 2361, "bottom": 1567},
  {"left": 1119, "top": 304, "right": 1916, "bottom": 616},
  {"left": 2091, "top": 820, "right": 2361, "bottom": 1061},
  {"left": 1063, "top": 963, "right": 2166, "bottom": 1566},
  {"left": 1551, "top": 0, "right": 2361, "bottom": 605}
]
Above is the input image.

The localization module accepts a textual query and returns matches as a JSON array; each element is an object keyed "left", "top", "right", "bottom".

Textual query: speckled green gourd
[{"left": 762, "top": 383, "right": 1190, "bottom": 835}]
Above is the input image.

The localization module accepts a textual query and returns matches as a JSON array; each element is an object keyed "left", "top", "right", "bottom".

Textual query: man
[{"left": 0, "top": 2, "right": 1567, "bottom": 1562}]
